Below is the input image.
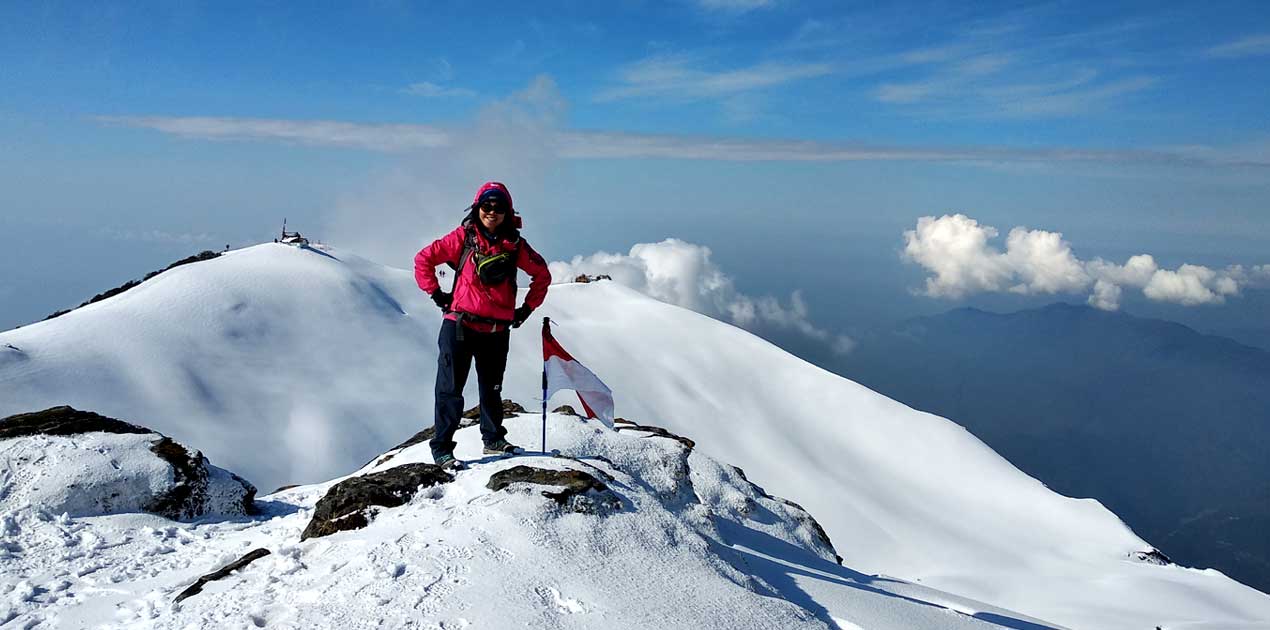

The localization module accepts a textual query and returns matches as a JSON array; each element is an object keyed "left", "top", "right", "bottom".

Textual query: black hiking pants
[{"left": 431, "top": 318, "right": 510, "bottom": 458}]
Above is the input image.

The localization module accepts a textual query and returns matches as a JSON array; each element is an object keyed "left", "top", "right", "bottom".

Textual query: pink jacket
[{"left": 414, "top": 223, "right": 551, "bottom": 332}]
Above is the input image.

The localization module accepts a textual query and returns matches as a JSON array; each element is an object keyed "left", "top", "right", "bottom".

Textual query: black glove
[
  {"left": 512, "top": 305, "right": 533, "bottom": 328},
  {"left": 431, "top": 290, "right": 453, "bottom": 311}
]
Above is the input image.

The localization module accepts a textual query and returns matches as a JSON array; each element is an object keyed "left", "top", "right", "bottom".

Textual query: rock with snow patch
[
  {"left": 300, "top": 463, "right": 453, "bottom": 540},
  {"left": 613, "top": 420, "right": 696, "bottom": 450},
  {"left": 486, "top": 465, "right": 622, "bottom": 514},
  {"left": 0, "top": 406, "right": 256, "bottom": 519}
]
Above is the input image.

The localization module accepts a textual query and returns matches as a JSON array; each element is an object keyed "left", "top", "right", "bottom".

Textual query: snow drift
[{"left": 2, "top": 243, "right": 1269, "bottom": 628}]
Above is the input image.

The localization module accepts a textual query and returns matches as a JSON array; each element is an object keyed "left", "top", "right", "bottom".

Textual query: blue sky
[{"left": 2, "top": 0, "right": 1269, "bottom": 340}]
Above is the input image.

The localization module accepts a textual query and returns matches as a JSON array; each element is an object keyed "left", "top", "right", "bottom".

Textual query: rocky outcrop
[
  {"left": 374, "top": 400, "right": 528, "bottom": 466},
  {"left": 0, "top": 406, "right": 153, "bottom": 439},
  {"left": 1133, "top": 549, "right": 1174, "bottom": 566},
  {"left": 487, "top": 466, "right": 621, "bottom": 514},
  {"left": 464, "top": 399, "right": 527, "bottom": 419},
  {"left": 146, "top": 436, "right": 258, "bottom": 519},
  {"left": 613, "top": 420, "right": 696, "bottom": 450},
  {"left": 0, "top": 406, "right": 257, "bottom": 519},
  {"left": 174, "top": 548, "right": 272, "bottom": 603},
  {"left": 301, "top": 463, "right": 453, "bottom": 540}
]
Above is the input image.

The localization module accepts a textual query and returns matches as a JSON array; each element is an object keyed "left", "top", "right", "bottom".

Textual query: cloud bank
[
  {"left": 550, "top": 239, "right": 855, "bottom": 354},
  {"left": 902, "top": 214, "right": 1270, "bottom": 310}
]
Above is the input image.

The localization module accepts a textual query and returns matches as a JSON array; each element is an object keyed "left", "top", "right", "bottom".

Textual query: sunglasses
[{"left": 479, "top": 200, "right": 508, "bottom": 215}]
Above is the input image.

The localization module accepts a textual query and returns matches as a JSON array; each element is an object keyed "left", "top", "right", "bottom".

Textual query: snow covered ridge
[
  {"left": 0, "top": 408, "right": 1058, "bottom": 629},
  {"left": 0, "top": 406, "right": 256, "bottom": 519},
  {"left": 2, "top": 243, "right": 1270, "bottom": 628}
]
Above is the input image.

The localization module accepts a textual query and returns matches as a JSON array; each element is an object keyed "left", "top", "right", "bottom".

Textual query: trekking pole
[{"left": 541, "top": 317, "right": 549, "bottom": 453}]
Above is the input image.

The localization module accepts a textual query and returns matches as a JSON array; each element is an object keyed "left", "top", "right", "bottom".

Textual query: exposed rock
[
  {"left": 301, "top": 463, "right": 452, "bottom": 540},
  {"left": 572, "top": 274, "right": 612, "bottom": 283},
  {"left": 1133, "top": 549, "right": 1174, "bottom": 566},
  {"left": 486, "top": 465, "right": 621, "bottom": 514},
  {"left": 0, "top": 406, "right": 153, "bottom": 440},
  {"left": 0, "top": 406, "right": 257, "bottom": 519},
  {"left": 463, "top": 399, "right": 528, "bottom": 420},
  {"left": 613, "top": 421, "right": 696, "bottom": 450},
  {"left": 174, "top": 548, "right": 271, "bottom": 603},
  {"left": 145, "top": 437, "right": 258, "bottom": 519},
  {"left": 553, "top": 405, "right": 580, "bottom": 417},
  {"left": 375, "top": 400, "right": 527, "bottom": 466}
]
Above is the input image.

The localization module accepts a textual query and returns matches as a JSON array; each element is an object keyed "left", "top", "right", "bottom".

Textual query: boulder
[
  {"left": 301, "top": 463, "right": 452, "bottom": 540},
  {"left": 0, "top": 406, "right": 256, "bottom": 519}
]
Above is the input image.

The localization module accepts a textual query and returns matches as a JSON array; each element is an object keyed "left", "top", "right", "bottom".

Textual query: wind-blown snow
[{"left": 2, "top": 243, "right": 1269, "bottom": 628}]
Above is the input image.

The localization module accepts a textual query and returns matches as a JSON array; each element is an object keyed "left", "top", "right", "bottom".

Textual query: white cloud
[
  {"left": 321, "top": 76, "right": 565, "bottom": 270},
  {"left": 901, "top": 214, "right": 1013, "bottom": 298},
  {"left": 96, "top": 228, "right": 219, "bottom": 245},
  {"left": 550, "top": 239, "right": 854, "bottom": 354},
  {"left": 903, "top": 214, "right": 1267, "bottom": 310},
  {"left": 696, "top": 0, "right": 774, "bottom": 10},
  {"left": 596, "top": 55, "right": 832, "bottom": 102},
  {"left": 1142, "top": 264, "right": 1236, "bottom": 306},
  {"left": 402, "top": 82, "right": 476, "bottom": 98},
  {"left": 97, "top": 115, "right": 1270, "bottom": 168},
  {"left": 1206, "top": 34, "right": 1270, "bottom": 59},
  {"left": 1002, "top": 226, "right": 1090, "bottom": 294},
  {"left": 1088, "top": 280, "right": 1122, "bottom": 311},
  {"left": 96, "top": 116, "right": 451, "bottom": 152}
]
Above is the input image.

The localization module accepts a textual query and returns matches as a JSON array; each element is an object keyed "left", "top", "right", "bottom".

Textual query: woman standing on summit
[{"left": 414, "top": 182, "right": 551, "bottom": 470}]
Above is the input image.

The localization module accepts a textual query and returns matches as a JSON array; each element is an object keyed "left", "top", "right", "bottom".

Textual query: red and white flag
[{"left": 543, "top": 319, "right": 614, "bottom": 428}]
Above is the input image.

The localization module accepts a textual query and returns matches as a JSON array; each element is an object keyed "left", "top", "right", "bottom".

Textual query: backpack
[{"left": 448, "top": 224, "right": 520, "bottom": 292}]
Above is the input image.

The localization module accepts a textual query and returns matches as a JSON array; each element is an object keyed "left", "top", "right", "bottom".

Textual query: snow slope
[
  {"left": 2, "top": 243, "right": 1269, "bottom": 628},
  {"left": 1, "top": 413, "right": 1053, "bottom": 629}
]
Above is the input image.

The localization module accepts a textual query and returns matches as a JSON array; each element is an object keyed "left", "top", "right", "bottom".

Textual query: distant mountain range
[{"left": 843, "top": 303, "right": 1270, "bottom": 593}]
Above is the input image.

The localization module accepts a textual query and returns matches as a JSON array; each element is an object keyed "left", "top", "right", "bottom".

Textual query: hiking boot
[
  {"left": 434, "top": 452, "right": 466, "bottom": 470},
  {"left": 483, "top": 439, "right": 522, "bottom": 456}
]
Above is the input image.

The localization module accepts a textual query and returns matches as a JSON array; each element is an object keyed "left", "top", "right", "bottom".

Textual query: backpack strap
[{"left": 452, "top": 225, "right": 477, "bottom": 293}]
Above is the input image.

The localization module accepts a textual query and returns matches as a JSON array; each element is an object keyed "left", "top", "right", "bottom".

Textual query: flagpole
[{"left": 541, "top": 316, "right": 550, "bottom": 453}]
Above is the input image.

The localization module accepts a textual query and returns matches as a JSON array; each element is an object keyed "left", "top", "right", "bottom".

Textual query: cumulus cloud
[
  {"left": 903, "top": 214, "right": 1267, "bottom": 310},
  {"left": 550, "top": 239, "right": 855, "bottom": 354}
]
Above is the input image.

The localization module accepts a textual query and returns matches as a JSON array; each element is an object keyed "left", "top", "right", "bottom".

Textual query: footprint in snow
[{"left": 535, "top": 586, "right": 586, "bottom": 614}]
